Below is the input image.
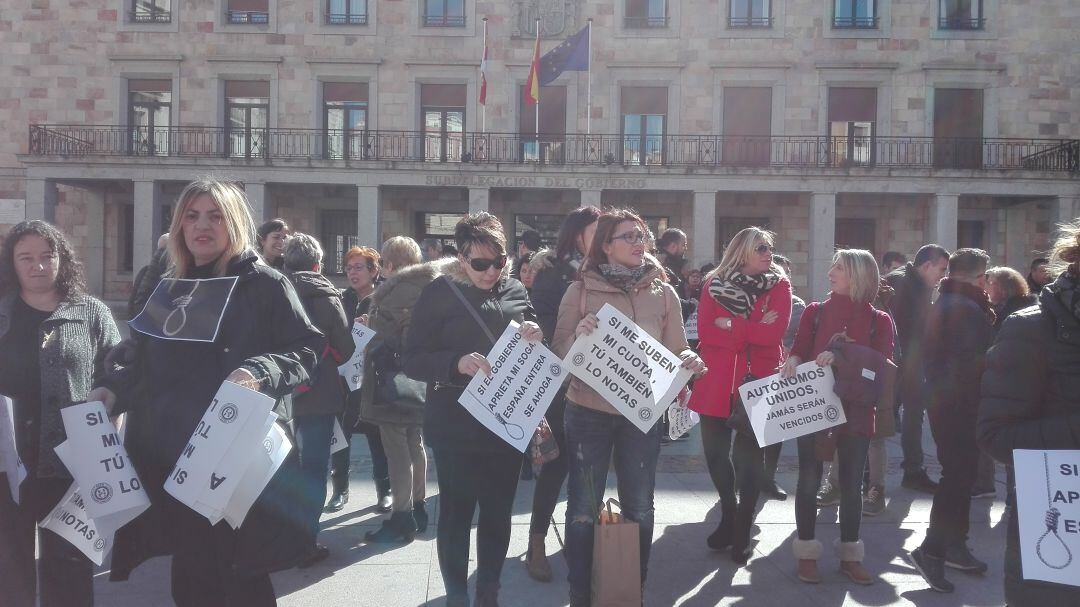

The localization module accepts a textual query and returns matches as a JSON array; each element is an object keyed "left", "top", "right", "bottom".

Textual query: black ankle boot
[
  {"left": 413, "top": 500, "right": 429, "bottom": 533},
  {"left": 375, "top": 477, "right": 392, "bottom": 512},
  {"left": 707, "top": 515, "right": 734, "bottom": 551},
  {"left": 325, "top": 476, "right": 349, "bottom": 513},
  {"left": 364, "top": 511, "right": 417, "bottom": 543}
]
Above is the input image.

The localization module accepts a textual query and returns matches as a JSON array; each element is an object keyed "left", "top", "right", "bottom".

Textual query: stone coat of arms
[{"left": 513, "top": 0, "right": 580, "bottom": 38}]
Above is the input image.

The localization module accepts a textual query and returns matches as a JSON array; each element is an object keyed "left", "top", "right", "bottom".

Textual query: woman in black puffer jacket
[{"left": 978, "top": 218, "right": 1080, "bottom": 606}]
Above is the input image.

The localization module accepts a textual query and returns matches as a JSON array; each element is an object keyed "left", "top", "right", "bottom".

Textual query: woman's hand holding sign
[
  {"left": 814, "top": 351, "right": 835, "bottom": 368},
  {"left": 457, "top": 352, "right": 492, "bottom": 378},
  {"left": 575, "top": 313, "right": 599, "bottom": 337},
  {"left": 680, "top": 352, "right": 709, "bottom": 377},
  {"left": 779, "top": 356, "right": 800, "bottom": 379},
  {"left": 226, "top": 367, "right": 263, "bottom": 392},
  {"left": 519, "top": 321, "right": 543, "bottom": 343}
]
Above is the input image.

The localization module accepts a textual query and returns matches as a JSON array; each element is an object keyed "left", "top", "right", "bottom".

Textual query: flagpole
[
  {"left": 586, "top": 18, "right": 593, "bottom": 135},
  {"left": 481, "top": 17, "right": 488, "bottom": 134},
  {"left": 535, "top": 19, "right": 540, "bottom": 157}
]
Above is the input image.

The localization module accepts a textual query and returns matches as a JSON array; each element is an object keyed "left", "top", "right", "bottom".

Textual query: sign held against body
[
  {"left": 1014, "top": 449, "right": 1080, "bottom": 586},
  {"left": 0, "top": 395, "right": 27, "bottom": 503},
  {"left": 40, "top": 484, "right": 109, "bottom": 566},
  {"left": 737, "top": 362, "right": 845, "bottom": 447},
  {"left": 129, "top": 277, "right": 238, "bottom": 342},
  {"left": 565, "top": 303, "right": 693, "bottom": 433},
  {"left": 338, "top": 321, "right": 376, "bottom": 392},
  {"left": 458, "top": 321, "right": 565, "bottom": 452}
]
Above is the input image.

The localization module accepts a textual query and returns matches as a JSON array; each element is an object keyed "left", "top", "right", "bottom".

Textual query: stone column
[
  {"left": 244, "top": 182, "right": 267, "bottom": 223},
  {"left": 692, "top": 191, "right": 717, "bottom": 266},
  {"left": 579, "top": 189, "right": 602, "bottom": 208},
  {"left": 24, "top": 178, "right": 58, "bottom": 222},
  {"left": 1054, "top": 195, "right": 1080, "bottom": 231},
  {"left": 1004, "top": 203, "right": 1028, "bottom": 271},
  {"left": 468, "top": 187, "right": 490, "bottom": 214},
  {"left": 929, "top": 194, "right": 959, "bottom": 252},
  {"left": 132, "top": 180, "right": 159, "bottom": 276},
  {"left": 357, "top": 185, "right": 380, "bottom": 248},
  {"left": 808, "top": 192, "right": 837, "bottom": 301},
  {"left": 82, "top": 189, "right": 106, "bottom": 297}
]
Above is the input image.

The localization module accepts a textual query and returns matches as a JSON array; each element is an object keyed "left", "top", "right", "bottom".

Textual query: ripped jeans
[{"left": 564, "top": 402, "right": 661, "bottom": 601}]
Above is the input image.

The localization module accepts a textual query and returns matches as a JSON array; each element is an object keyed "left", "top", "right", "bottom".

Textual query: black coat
[
  {"left": 103, "top": 251, "right": 323, "bottom": 579},
  {"left": 884, "top": 263, "right": 932, "bottom": 366},
  {"left": 978, "top": 278, "right": 1080, "bottom": 604},
  {"left": 288, "top": 271, "right": 354, "bottom": 417},
  {"left": 403, "top": 260, "right": 533, "bottom": 455},
  {"left": 529, "top": 250, "right": 576, "bottom": 343},
  {"left": 921, "top": 282, "right": 994, "bottom": 414}
]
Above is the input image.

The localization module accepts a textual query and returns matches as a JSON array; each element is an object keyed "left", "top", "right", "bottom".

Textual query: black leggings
[
  {"left": 700, "top": 415, "right": 764, "bottom": 544},
  {"left": 530, "top": 394, "right": 568, "bottom": 536}
]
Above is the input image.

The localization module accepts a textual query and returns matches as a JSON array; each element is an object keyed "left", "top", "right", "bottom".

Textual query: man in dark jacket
[
  {"left": 884, "top": 244, "right": 949, "bottom": 493},
  {"left": 283, "top": 233, "right": 355, "bottom": 568},
  {"left": 907, "top": 249, "right": 995, "bottom": 593},
  {"left": 128, "top": 233, "right": 170, "bottom": 318}
]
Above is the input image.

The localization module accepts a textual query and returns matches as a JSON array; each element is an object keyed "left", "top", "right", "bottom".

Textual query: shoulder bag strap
[{"left": 443, "top": 276, "right": 497, "bottom": 344}]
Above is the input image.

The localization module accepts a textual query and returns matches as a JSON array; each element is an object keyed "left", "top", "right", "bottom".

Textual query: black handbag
[{"left": 371, "top": 345, "right": 427, "bottom": 413}]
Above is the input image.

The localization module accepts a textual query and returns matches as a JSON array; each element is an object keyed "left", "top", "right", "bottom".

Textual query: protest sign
[
  {"left": 39, "top": 484, "right": 109, "bottom": 566},
  {"left": 329, "top": 417, "right": 348, "bottom": 455},
  {"left": 221, "top": 421, "right": 293, "bottom": 529},
  {"left": 737, "top": 362, "right": 845, "bottom": 447},
  {"left": 667, "top": 388, "right": 699, "bottom": 441},
  {"left": 684, "top": 309, "right": 698, "bottom": 341},
  {"left": 130, "top": 277, "right": 238, "bottom": 342},
  {"left": 194, "top": 410, "right": 277, "bottom": 522},
  {"left": 338, "top": 321, "right": 376, "bottom": 392},
  {"left": 0, "top": 395, "right": 26, "bottom": 503},
  {"left": 458, "top": 321, "right": 565, "bottom": 452},
  {"left": 1014, "top": 449, "right": 1080, "bottom": 586},
  {"left": 564, "top": 303, "right": 693, "bottom": 433}
]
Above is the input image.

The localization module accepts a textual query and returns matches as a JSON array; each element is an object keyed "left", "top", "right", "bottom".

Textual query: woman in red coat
[{"left": 688, "top": 227, "right": 791, "bottom": 564}]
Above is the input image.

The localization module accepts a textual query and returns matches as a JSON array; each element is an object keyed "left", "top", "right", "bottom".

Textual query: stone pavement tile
[{"left": 279, "top": 563, "right": 431, "bottom": 607}]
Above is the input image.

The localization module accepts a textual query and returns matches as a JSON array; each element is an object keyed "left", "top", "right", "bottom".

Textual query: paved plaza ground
[{"left": 93, "top": 425, "right": 1009, "bottom": 606}]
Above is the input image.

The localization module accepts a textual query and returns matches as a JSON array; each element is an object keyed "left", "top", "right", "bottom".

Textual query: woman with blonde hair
[
  {"left": 781, "top": 249, "right": 894, "bottom": 585},
  {"left": 88, "top": 178, "right": 322, "bottom": 605},
  {"left": 688, "top": 227, "right": 791, "bottom": 564}
]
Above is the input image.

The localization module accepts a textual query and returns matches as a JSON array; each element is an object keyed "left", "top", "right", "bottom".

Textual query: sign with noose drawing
[
  {"left": 129, "top": 277, "right": 239, "bottom": 342},
  {"left": 1014, "top": 449, "right": 1080, "bottom": 585}
]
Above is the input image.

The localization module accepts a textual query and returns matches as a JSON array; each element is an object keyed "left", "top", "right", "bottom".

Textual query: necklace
[
  {"left": 1035, "top": 452, "right": 1073, "bottom": 569},
  {"left": 163, "top": 280, "right": 200, "bottom": 337}
]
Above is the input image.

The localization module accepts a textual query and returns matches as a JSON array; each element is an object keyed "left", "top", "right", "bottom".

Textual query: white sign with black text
[
  {"left": 0, "top": 395, "right": 26, "bottom": 503},
  {"left": 329, "top": 417, "right": 348, "bottom": 455},
  {"left": 667, "top": 388, "right": 699, "bottom": 441},
  {"left": 1014, "top": 449, "right": 1080, "bottom": 586},
  {"left": 565, "top": 303, "right": 693, "bottom": 433},
  {"left": 684, "top": 309, "right": 698, "bottom": 341},
  {"left": 338, "top": 321, "right": 376, "bottom": 392},
  {"left": 39, "top": 484, "right": 109, "bottom": 566},
  {"left": 458, "top": 321, "right": 565, "bottom": 452},
  {"left": 737, "top": 363, "right": 845, "bottom": 447}
]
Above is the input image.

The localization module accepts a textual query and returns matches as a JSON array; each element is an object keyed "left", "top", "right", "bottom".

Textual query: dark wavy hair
[
  {"left": 454, "top": 212, "right": 507, "bottom": 258},
  {"left": 554, "top": 206, "right": 602, "bottom": 262},
  {"left": 0, "top": 220, "right": 86, "bottom": 300}
]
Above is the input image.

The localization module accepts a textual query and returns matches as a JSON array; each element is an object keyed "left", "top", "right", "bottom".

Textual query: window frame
[
  {"left": 423, "top": 106, "right": 466, "bottom": 162},
  {"left": 832, "top": 0, "right": 877, "bottom": 29},
  {"left": 422, "top": 0, "right": 466, "bottom": 27},
  {"left": 225, "top": 83, "right": 271, "bottom": 159},
  {"left": 938, "top": 0, "right": 985, "bottom": 30},
  {"left": 127, "top": 82, "right": 173, "bottom": 157},
  {"left": 728, "top": 0, "right": 772, "bottom": 29},
  {"left": 131, "top": 0, "right": 171, "bottom": 23},
  {"left": 325, "top": 0, "right": 368, "bottom": 24},
  {"left": 320, "top": 209, "right": 361, "bottom": 275},
  {"left": 624, "top": 0, "right": 670, "bottom": 29}
]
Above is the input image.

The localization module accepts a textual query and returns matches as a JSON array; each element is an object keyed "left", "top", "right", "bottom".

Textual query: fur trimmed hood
[
  {"left": 371, "top": 256, "right": 456, "bottom": 308},
  {"left": 529, "top": 248, "right": 560, "bottom": 274}
]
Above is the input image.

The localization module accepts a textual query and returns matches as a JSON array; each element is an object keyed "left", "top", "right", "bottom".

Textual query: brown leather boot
[
  {"left": 837, "top": 540, "right": 874, "bottom": 585},
  {"left": 525, "top": 533, "right": 553, "bottom": 582}
]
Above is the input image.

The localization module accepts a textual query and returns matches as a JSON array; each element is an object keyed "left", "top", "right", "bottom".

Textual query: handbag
[
  {"left": 529, "top": 417, "right": 560, "bottom": 466},
  {"left": 371, "top": 345, "right": 427, "bottom": 414}
]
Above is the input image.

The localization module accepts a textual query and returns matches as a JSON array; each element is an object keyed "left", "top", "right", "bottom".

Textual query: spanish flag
[{"left": 524, "top": 24, "right": 541, "bottom": 106}]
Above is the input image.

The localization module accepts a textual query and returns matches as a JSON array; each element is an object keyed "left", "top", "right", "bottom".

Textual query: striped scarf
[{"left": 708, "top": 270, "right": 779, "bottom": 318}]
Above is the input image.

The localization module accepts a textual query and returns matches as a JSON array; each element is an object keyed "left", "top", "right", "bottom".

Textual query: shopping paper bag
[{"left": 591, "top": 499, "right": 641, "bottom": 607}]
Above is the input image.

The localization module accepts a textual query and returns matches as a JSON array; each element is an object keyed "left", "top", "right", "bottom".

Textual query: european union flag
[{"left": 539, "top": 25, "right": 590, "bottom": 86}]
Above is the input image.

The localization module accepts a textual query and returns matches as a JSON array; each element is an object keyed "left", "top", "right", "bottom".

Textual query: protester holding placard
[
  {"left": 552, "top": 209, "right": 706, "bottom": 607},
  {"left": 977, "top": 218, "right": 1080, "bottom": 605},
  {"left": 0, "top": 220, "right": 121, "bottom": 607},
  {"left": 403, "top": 212, "right": 539, "bottom": 607},
  {"left": 524, "top": 205, "right": 600, "bottom": 582},
  {"left": 781, "top": 249, "right": 894, "bottom": 585},
  {"left": 282, "top": 233, "right": 355, "bottom": 567},
  {"left": 88, "top": 179, "right": 322, "bottom": 606},
  {"left": 688, "top": 227, "right": 791, "bottom": 565}
]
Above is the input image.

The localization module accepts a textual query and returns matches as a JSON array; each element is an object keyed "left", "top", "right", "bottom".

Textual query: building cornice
[
  {"left": 305, "top": 58, "right": 384, "bottom": 65},
  {"left": 608, "top": 61, "right": 687, "bottom": 69},
  {"left": 107, "top": 54, "right": 184, "bottom": 62},
  {"left": 205, "top": 56, "right": 285, "bottom": 64},
  {"left": 403, "top": 59, "right": 482, "bottom": 67},
  {"left": 710, "top": 61, "right": 795, "bottom": 70},
  {"left": 921, "top": 61, "right": 1007, "bottom": 72},
  {"left": 815, "top": 61, "right": 900, "bottom": 70}
]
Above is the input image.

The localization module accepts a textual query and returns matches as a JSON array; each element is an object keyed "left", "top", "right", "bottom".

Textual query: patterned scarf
[
  {"left": 599, "top": 261, "right": 655, "bottom": 293},
  {"left": 938, "top": 277, "right": 996, "bottom": 325},
  {"left": 708, "top": 270, "right": 780, "bottom": 318},
  {"left": 1048, "top": 270, "right": 1080, "bottom": 325}
]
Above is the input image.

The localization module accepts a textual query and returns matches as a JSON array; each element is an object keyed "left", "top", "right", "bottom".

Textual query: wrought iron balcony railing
[
  {"left": 728, "top": 16, "right": 772, "bottom": 28},
  {"left": 325, "top": 12, "right": 367, "bottom": 25},
  {"left": 833, "top": 16, "right": 879, "bottom": 28},
  {"left": 422, "top": 14, "right": 465, "bottom": 27},
  {"left": 227, "top": 10, "right": 270, "bottom": 24},
  {"left": 939, "top": 17, "right": 986, "bottom": 30},
  {"left": 26, "top": 125, "right": 1080, "bottom": 173},
  {"left": 130, "top": 8, "right": 171, "bottom": 23},
  {"left": 624, "top": 16, "right": 669, "bottom": 28}
]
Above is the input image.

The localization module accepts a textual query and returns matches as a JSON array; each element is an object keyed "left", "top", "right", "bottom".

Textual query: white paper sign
[
  {"left": 221, "top": 421, "right": 292, "bottom": 529},
  {"left": 667, "top": 388, "right": 699, "bottom": 440},
  {"left": 737, "top": 363, "right": 845, "bottom": 447},
  {"left": 458, "top": 321, "right": 565, "bottom": 452},
  {"left": 684, "top": 309, "right": 699, "bottom": 341},
  {"left": 1014, "top": 449, "right": 1080, "bottom": 586},
  {"left": 0, "top": 395, "right": 26, "bottom": 503},
  {"left": 338, "top": 321, "right": 376, "bottom": 392},
  {"left": 565, "top": 303, "right": 693, "bottom": 433},
  {"left": 329, "top": 417, "right": 348, "bottom": 455},
  {"left": 39, "top": 483, "right": 109, "bottom": 566}
]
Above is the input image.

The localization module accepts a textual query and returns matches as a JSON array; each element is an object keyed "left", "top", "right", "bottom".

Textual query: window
[
  {"left": 827, "top": 87, "right": 877, "bottom": 167},
  {"left": 833, "top": 0, "right": 876, "bottom": 28},
  {"left": 120, "top": 204, "right": 135, "bottom": 272},
  {"left": 718, "top": 217, "right": 770, "bottom": 254},
  {"left": 320, "top": 210, "right": 360, "bottom": 275},
  {"left": 326, "top": 0, "right": 367, "bottom": 24},
  {"left": 225, "top": 80, "right": 269, "bottom": 159},
  {"left": 421, "top": 84, "right": 466, "bottom": 162},
  {"left": 519, "top": 85, "right": 567, "bottom": 163},
  {"left": 514, "top": 215, "right": 562, "bottom": 249},
  {"left": 722, "top": 86, "right": 772, "bottom": 166},
  {"left": 933, "top": 88, "right": 984, "bottom": 169},
  {"left": 128, "top": 79, "right": 171, "bottom": 156},
  {"left": 939, "top": 0, "right": 984, "bottom": 30},
  {"left": 625, "top": 0, "right": 668, "bottom": 28},
  {"left": 423, "top": 0, "right": 465, "bottom": 27},
  {"left": 958, "top": 220, "right": 985, "bottom": 249},
  {"left": 729, "top": 0, "right": 771, "bottom": 28},
  {"left": 416, "top": 212, "right": 462, "bottom": 251},
  {"left": 621, "top": 86, "right": 667, "bottom": 166},
  {"left": 227, "top": 0, "right": 269, "bottom": 23},
  {"left": 835, "top": 218, "right": 876, "bottom": 254},
  {"left": 131, "top": 0, "right": 170, "bottom": 22},
  {"left": 644, "top": 217, "right": 670, "bottom": 241},
  {"left": 324, "top": 82, "right": 368, "bottom": 160}
]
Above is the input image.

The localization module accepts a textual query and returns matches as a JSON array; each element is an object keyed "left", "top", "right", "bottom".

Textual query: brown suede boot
[
  {"left": 837, "top": 540, "right": 874, "bottom": 585},
  {"left": 525, "top": 534, "right": 553, "bottom": 582},
  {"left": 793, "top": 539, "right": 822, "bottom": 583}
]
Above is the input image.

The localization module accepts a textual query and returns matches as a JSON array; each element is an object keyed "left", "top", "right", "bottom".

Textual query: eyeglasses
[
  {"left": 755, "top": 243, "right": 774, "bottom": 255},
  {"left": 345, "top": 263, "right": 374, "bottom": 273},
  {"left": 610, "top": 229, "right": 647, "bottom": 246},
  {"left": 468, "top": 255, "right": 508, "bottom": 272}
]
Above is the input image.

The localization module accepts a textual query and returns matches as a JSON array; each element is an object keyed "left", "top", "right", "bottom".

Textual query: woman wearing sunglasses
[
  {"left": 688, "top": 227, "right": 791, "bottom": 565},
  {"left": 552, "top": 209, "right": 707, "bottom": 607},
  {"left": 403, "top": 212, "right": 541, "bottom": 607}
]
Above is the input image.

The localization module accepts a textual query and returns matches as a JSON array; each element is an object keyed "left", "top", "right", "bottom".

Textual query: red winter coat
[{"left": 688, "top": 277, "right": 792, "bottom": 419}]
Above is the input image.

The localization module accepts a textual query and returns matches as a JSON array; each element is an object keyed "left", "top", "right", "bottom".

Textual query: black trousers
[
  {"left": 529, "top": 393, "right": 569, "bottom": 536},
  {"left": 921, "top": 406, "right": 979, "bottom": 557},
  {"left": 0, "top": 476, "right": 93, "bottom": 607},
  {"left": 700, "top": 415, "right": 764, "bottom": 546},
  {"left": 434, "top": 449, "right": 521, "bottom": 598},
  {"left": 170, "top": 514, "right": 276, "bottom": 607}
]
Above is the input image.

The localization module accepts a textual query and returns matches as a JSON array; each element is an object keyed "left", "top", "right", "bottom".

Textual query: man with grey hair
[
  {"left": 419, "top": 238, "right": 442, "bottom": 261},
  {"left": 283, "top": 232, "right": 355, "bottom": 568}
]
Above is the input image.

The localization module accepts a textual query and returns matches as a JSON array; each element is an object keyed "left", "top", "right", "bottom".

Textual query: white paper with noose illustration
[
  {"left": 129, "top": 277, "right": 239, "bottom": 342},
  {"left": 1014, "top": 449, "right": 1080, "bottom": 585},
  {"left": 458, "top": 321, "right": 565, "bottom": 452},
  {"left": 338, "top": 321, "right": 376, "bottom": 392}
]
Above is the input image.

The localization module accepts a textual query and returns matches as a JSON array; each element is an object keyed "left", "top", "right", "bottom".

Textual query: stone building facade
[{"left": 1, "top": 0, "right": 1078, "bottom": 304}]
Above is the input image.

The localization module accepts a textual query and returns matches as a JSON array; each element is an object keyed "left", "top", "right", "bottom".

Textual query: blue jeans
[
  {"left": 795, "top": 432, "right": 869, "bottom": 543},
  {"left": 294, "top": 414, "right": 335, "bottom": 538},
  {"left": 564, "top": 402, "right": 661, "bottom": 601}
]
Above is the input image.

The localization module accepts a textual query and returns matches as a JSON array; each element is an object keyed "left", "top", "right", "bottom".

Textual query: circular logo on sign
[
  {"left": 352, "top": 374, "right": 361, "bottom": 385},
  {"left": 572, "top": 353, "right": 586, "bottom": 366},
  {"left": 825, "top": 405, "right": 840, "bottom": 422},
  {"left": 639, "top": 408, "right": 653, "bottom": 421},
  {"left": 550, "top": 364, "right": 562, "bottom": 376},
  {"left": 91, "top": 482, "right": 113, "bottom": 504},
  {"left": 218, "top": 404, "right": 239, "bottom": 424},
  {"left": 93, "top": 538, "right": 106, "bottom": 551},
  {"left": 262, "top": 438, "right": 273, "bottom": 453}
]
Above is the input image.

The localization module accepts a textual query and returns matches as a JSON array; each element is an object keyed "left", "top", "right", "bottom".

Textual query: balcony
[
  {"left": 325, "top": 12, "right": 367, "bottom": 25},
  {"left": 833, "top": 16, "right": 879, "bottom": 28},
  {"left": 227, "top": 10, "right": 270, "bottom": 24},
  {"left": 939, "top": 17, "right": 985, "bottom": 30},
  {"left": 728, "top": 16, "right": 772, "bottom": 28},
  {"left": 26, "top": 125, "right": 1080, "bottom": 173},
  {"left": 422, "top": 14, "right": 465, "bottom": 27},
  {"left": 130, "top": 8, "right": 171, "bottom": 23},
  {"left": 624, "top": 16, "right": 669, "bottom": 28}
]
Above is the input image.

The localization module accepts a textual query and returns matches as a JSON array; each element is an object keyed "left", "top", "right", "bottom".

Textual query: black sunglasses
[{"left": 469, "top": 255, "right": 508, "bottom": 272}]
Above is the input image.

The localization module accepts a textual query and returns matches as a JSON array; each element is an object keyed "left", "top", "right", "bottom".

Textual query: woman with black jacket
[
  {"left": 403, "top": 212, "right": 541, "bottom": 607},
  {"left": 88, "top": 179, "right": 322, "bottom": 606},
  {"left": 978, "top": 219, "right": 1080, "bottom": 606},
  {"left": 522, "top": 205, "right": 599, "bottom": 582}
]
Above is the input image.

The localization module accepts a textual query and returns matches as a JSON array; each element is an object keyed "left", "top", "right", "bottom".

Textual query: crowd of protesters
[{"left": 1, "top": 176, "right": 1078, "bottom": 607}]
